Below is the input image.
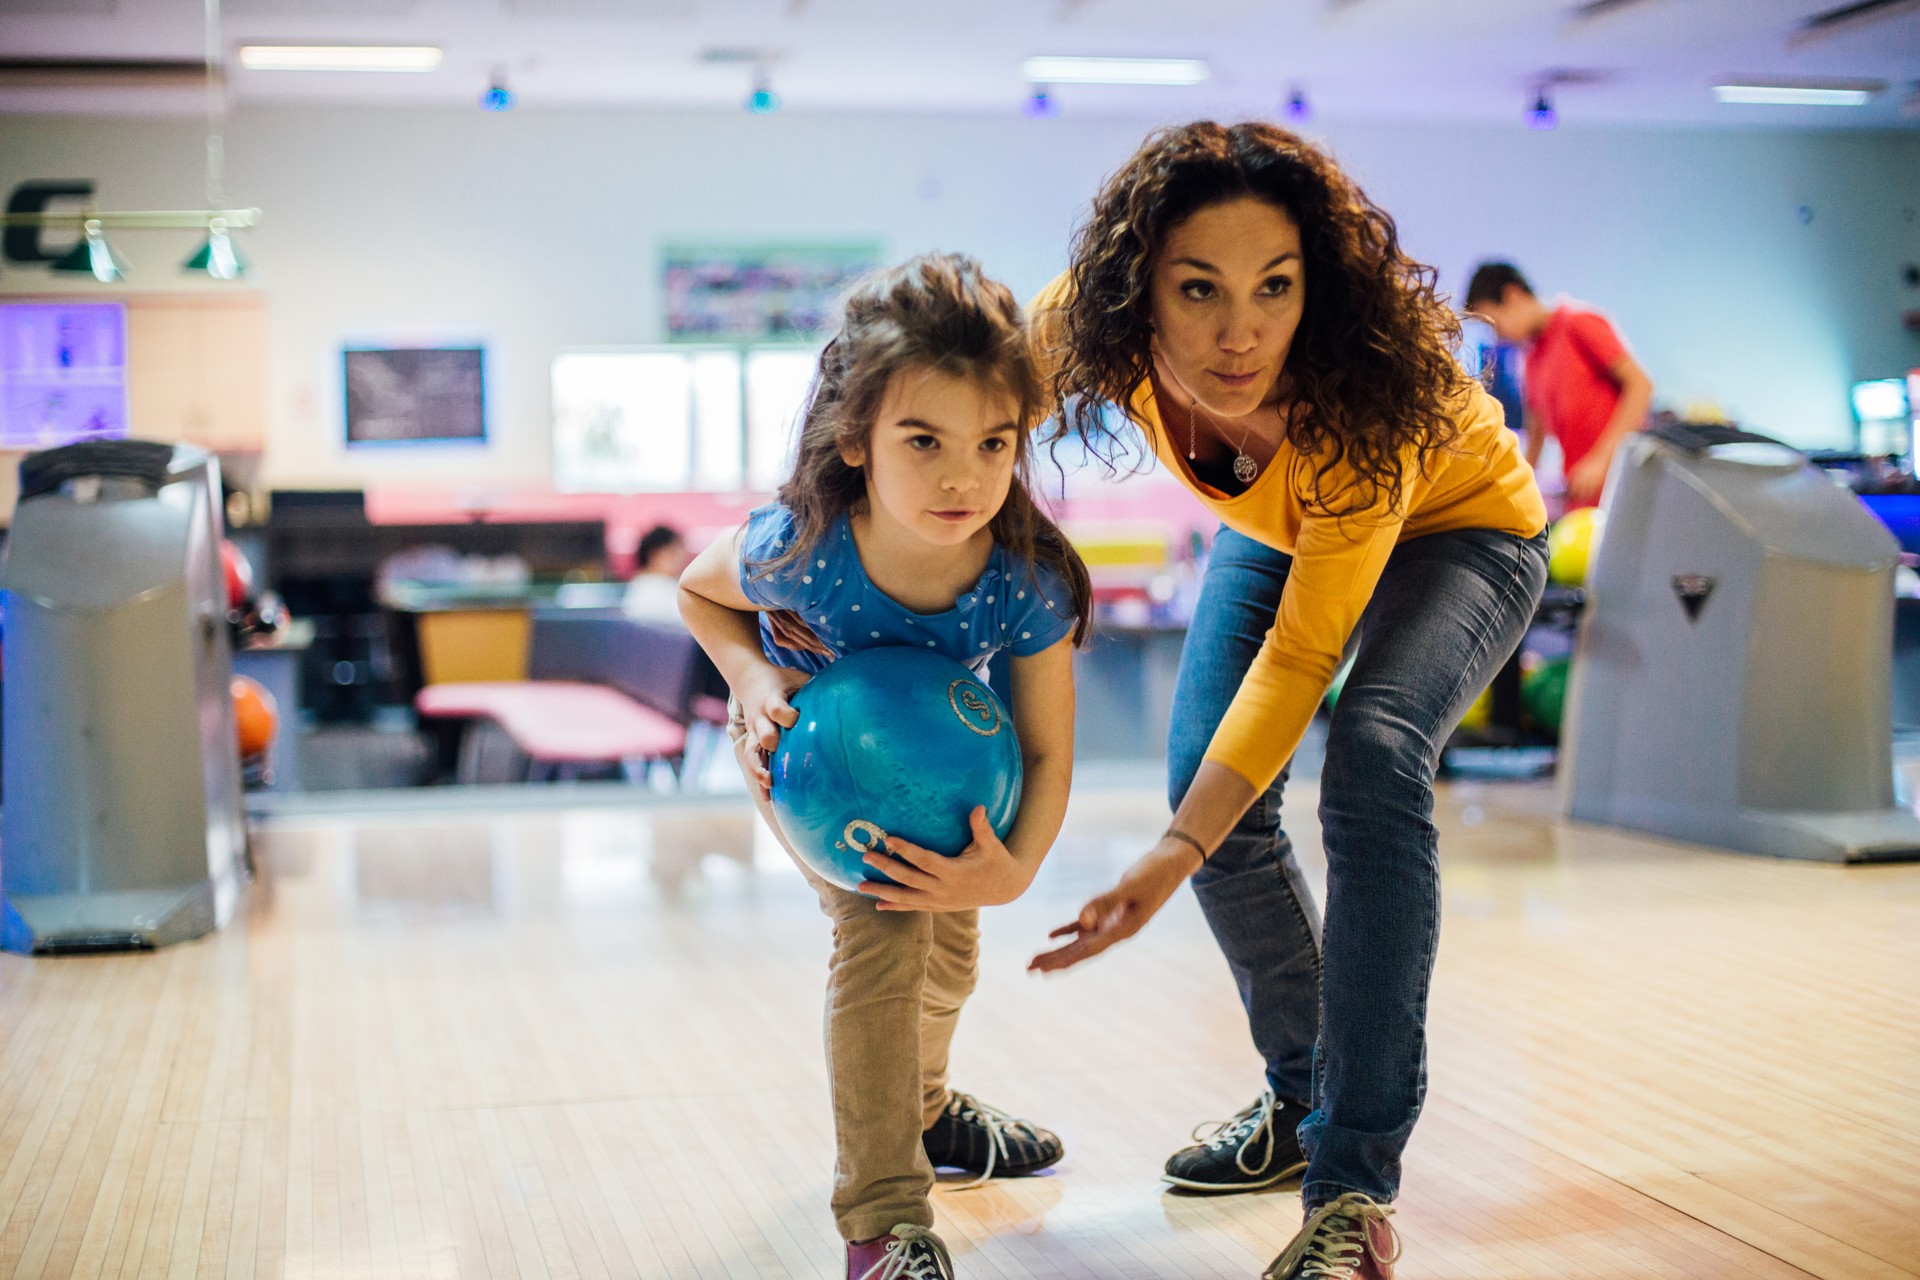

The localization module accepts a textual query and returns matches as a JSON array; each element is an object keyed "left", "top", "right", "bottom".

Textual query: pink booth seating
[
  {"left": 413, "top": 609, "right": 727, "bottom": 784},
  {"left": 416, "top": 681, "right": 687, "bottom": 783}
]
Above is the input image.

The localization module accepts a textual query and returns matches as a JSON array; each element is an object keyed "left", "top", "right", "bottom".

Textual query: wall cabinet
[{"left": 125, "top": 293, "right": 269, "bottom": 454}]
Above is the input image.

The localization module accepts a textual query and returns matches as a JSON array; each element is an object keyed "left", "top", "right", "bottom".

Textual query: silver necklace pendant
[{"left": 1233, "top": 452, "right": 1259, "bottom": 484}]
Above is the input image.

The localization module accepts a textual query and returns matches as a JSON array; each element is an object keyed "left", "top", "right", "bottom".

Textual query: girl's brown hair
[
  {"left": 756, "top": 252, "right": 1092, "bottom": 645},
  {"left": 1052, "top": 120, "right": 1472, "bottom": 516}
]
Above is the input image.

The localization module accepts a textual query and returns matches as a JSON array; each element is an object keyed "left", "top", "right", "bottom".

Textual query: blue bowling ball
[{"left": 768, "top": 647, "right": 1023, "bottom": 891}]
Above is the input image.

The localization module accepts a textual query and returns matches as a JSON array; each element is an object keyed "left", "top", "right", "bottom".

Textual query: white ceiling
[{"left": 1, "top": 0, "right": 1917, "bottom": 128}]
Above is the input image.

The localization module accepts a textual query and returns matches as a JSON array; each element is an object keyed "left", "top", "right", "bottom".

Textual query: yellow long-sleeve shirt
[{"left": 1031, "top": 274, "right": 1547, "bottom": 791}]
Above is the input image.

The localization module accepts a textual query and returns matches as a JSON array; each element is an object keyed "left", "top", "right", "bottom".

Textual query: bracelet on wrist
[{"left": 1163, "top": 829, "right": 1210, "bottom": 865}]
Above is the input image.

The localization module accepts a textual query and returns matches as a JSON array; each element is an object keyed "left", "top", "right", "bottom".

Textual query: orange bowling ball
[{"left": 231, "top": 675, "right": 279, "bottom": 758}]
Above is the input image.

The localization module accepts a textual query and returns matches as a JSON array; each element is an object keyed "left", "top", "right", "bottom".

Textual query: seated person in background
[
  {"left": 1465, "top": 261, "right": 1654, "bottom": 511},
  {"left": 623, "top": 524, "right": 691, "bottom": 622}
]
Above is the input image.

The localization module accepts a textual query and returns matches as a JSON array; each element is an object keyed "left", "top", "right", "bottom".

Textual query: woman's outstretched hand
[{"left": 1028, "top": 841, "right": 1199, "bottom": 973}]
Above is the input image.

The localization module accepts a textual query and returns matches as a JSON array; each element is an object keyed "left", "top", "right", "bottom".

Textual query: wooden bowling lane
[{"left": 0, "top": 780, "right": 1915, "bottom": 1278}]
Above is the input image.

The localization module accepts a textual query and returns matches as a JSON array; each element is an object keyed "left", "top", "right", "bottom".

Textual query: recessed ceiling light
[
  {"left": 1712, "top": 82, "right": 1879, "bottom": 106},
  {"left": 746, "top": 70, "right": 780, "bottom": 114},
  {"left": 237, "top": 45, "right": 444, "bottom": 73},
  {"left": 481, "top": 75, "right": 515, "bottom": 111},
  {"left": 1020, "top": 57, "right": 1209, "bottom": 86}
]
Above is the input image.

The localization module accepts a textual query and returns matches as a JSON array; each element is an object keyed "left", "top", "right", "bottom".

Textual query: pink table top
[{"left": 416, "top": 681, "right": 686, "bottom": 762}]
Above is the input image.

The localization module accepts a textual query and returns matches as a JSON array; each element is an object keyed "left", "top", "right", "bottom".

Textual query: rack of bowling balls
[
  {"left": 1456, "top": 507, "right": 1599, "bottom": 764},
  {"left": 223, "top": 539, "right": 285, "bottom": 788}
]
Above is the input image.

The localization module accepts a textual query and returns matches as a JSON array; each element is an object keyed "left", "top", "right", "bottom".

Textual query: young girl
[{"left": 679, "top": 253, "right": 1091, "bottom": 1280}]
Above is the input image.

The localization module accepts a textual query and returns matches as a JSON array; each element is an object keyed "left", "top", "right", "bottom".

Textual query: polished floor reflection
[{"left": 1, "top": 777, "right": 1916, "bottom": 1279}]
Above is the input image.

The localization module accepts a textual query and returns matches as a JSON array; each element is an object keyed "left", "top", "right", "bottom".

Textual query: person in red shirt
[{"left": 1465, "top": 262, "right": 1654, "bottom": 509}]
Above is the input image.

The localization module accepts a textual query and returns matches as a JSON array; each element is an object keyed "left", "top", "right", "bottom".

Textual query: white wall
[{"left": 3, "top": 106, "right": 1916, "bottom": 487}]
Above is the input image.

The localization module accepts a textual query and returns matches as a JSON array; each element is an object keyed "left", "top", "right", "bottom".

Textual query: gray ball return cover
[
  {"left": 1, "top": 441, "right": 248, "bottom": 952},
  {"left": 1562, "top": 423, "right": 1920, "bottom": 863}
]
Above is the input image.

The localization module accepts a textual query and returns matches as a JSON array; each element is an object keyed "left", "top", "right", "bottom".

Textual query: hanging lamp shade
[
  {"left": 51, "top": 220, "right": 127, "bottom": 282},
  {"left": 183, "top": 220, "right": 245, "bottom": 279}
]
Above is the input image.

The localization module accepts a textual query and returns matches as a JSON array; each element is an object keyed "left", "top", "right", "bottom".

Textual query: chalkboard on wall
[{"left": 343, "top": 346, "right": 486, "bottom": 447}]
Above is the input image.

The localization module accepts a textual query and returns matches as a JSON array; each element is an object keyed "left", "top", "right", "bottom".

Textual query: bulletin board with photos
[{"left": 662, "top": 242, "right": 879, "bottom": 343}]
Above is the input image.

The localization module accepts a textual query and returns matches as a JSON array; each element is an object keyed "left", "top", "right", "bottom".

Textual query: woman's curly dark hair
[{"left": 1052, "top": 120, "right": 1472, "bottom": 516}]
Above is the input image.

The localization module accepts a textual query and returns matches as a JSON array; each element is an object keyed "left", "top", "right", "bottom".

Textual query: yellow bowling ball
[
  {"left": 1548, "top": 507, "right": 1604, "bottom": 586},
  {"left": 1459, "top": 685, "right": 1493, "bottom": 733}
]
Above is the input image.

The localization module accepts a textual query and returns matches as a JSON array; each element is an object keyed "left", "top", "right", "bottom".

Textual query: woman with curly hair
[{"left": 1028, "top": 122, "right": 1548, "bottom": 1279}]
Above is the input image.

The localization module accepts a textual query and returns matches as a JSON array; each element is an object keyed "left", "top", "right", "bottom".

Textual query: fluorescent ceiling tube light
[
  {"left": 1712, "top": 83, "right": 1875, "bottom": 106},
  {"left": 238, "top": 45, "right": 443, "bottom": 72},
  {"left": 1021, "top": 57, "right": 1209, "bottom": 86}
]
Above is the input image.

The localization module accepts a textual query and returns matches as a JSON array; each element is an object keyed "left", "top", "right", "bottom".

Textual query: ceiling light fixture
[
  {"left": 2, "top": 209, "right": 261, "bottom": 231},
  {"left": 746, "top": 67, "right": 780, "bottom": 113},
  {"left": 52, "top": 219, "right": 127, "bottom": 282},
  {"left": 237, "top": 45, "right": 443, "bottom": 73},
  {"left": 0, "top": 0, "right": 259, "bottom": 280},
  {"left": 1284, "top": 86, "right": 1311, "bottom": 123},
  {"left": 1712, "top": 81, "right": 1879, "bottom": 106},
  {"left": 1528, "top": 90, "right": 1557, "bottom": 129},
  {"left": 184, "top": 0, "right": 246, "bottom": 279},
  {"left": 183, "top": 217, "right": 245, "bottom": 279},
  {"left": 1020, "top": 56, "right": 1209, "bottom": 86},
  {"left": 1024, "top": 85, "right": 1058, "bottom": 118},
  {"left": 481, "top": 66, "right": 515, "bottom": 111}
]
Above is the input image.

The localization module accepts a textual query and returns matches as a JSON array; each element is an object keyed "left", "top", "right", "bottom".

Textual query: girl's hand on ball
[
  {"left": 740, "top": 666, "right": 811, "bottom": 794},
  {"left": 859, "top": 807, "right": 1028, "bottom": 911}
]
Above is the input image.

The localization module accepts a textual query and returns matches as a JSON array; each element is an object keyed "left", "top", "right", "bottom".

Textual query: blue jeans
[{"left": 1168, "top": 524, "right": 1548, "bottom": 1207}]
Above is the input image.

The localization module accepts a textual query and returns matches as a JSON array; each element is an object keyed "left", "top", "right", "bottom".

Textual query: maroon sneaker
[
  {"left": 1263, "top": 1193, "right": 1400, "bottom": 1280},
  {"left": 846, "top": 1224, "right": 956, "bottom": 1280}
]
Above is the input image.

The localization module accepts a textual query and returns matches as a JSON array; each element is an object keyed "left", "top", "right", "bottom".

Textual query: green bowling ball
[
  {"left": 1521, "top": 657, "right": 1572, "bottom": 737},
  {"left": 1324, "top": 656, "right": 1354, "bottom": 711}
]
